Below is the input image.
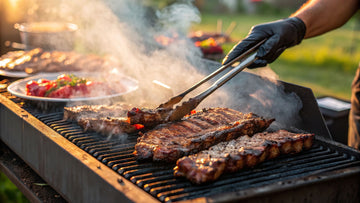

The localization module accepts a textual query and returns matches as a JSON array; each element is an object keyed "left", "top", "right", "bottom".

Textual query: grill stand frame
[{"left": 0, "top": 141, "right": 66, "bottom": 203}]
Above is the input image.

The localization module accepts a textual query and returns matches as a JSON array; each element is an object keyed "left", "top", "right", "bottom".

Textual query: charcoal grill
[{"left": 1, "top": 68, "right": 360, "bottom": 202}]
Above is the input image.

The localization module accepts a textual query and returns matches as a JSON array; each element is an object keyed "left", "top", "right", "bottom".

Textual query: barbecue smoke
[{"left": 24, "top": 0, "right": 303, "bottom": 134}]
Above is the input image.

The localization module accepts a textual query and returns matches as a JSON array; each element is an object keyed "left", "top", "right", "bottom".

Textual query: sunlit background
[{"left": 1, "top": 0, "right": 360, "bottom": 202}]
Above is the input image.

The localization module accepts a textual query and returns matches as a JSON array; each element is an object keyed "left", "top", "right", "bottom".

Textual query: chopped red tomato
[
  {"left": 37, "top": 79, "right": 51, "bottom": 84},
  {"left": 57, "top": 74, "right": 72, "bottom": 82},
  {"left": 25, "top": 74, "right": 114, "bottom": 98},
  {"left": 25, "top": 81, "right": 39, "bottom": 96},
  {"left": 73, "top": 83, "right": 89, "bottom": 96},
  {"left": 47, "top": 85, "right": 72, "bottom": 98},
  {"left": 37, "top": 85, "right": 48, "bottom": 97}
]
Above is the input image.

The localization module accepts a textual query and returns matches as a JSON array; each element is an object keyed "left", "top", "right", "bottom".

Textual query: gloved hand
[{"left": 222, "top": 17, "right": 306, "bottom": 68}]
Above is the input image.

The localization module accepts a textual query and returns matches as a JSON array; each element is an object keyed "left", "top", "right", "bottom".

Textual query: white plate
[
  {"left": 7, "top": 72, "right": 138, "bottom": 102},
  {"left": 0, "top": 69, "right": 30, "bottom": 78}
]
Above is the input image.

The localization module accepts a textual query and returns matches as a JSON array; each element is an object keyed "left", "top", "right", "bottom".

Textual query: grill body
[{"left": 1, "top": 73, "right": 360, "bottom": 202}]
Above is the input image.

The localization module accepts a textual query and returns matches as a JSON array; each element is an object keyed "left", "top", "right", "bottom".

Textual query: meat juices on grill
[
  {"left": 63, "top": 103, "right": 133, "bottom": 121},
  {"left": 173, "top": 130, "right": 314, "bottom": 184},
  {"left": 133, "top": 108, "right": 275, "bottom": 162}
]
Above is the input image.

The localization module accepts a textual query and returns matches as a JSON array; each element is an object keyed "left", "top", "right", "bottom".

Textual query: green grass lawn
[
  {"left": 0, "top": 173, "right": 29, "bottom": 203},
  {"left": 192, "top": 12, "right": 360, "bottom": 100}
]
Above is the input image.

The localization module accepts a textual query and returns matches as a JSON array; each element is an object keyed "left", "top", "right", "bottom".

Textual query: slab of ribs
[{"left": 174, "top": 130, "right": 314, "bottom": 184}]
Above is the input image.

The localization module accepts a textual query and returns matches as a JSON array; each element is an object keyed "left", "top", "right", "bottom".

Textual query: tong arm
[
  {"left": 158, "top": 39, "right": 266, "bottom": 109},
  {"left": 167, "top": 52, "right": 258, "bottom": 121}
]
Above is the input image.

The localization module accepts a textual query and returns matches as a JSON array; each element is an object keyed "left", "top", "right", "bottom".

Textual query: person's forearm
[{"left": 291, "top": 0, "right": 359, "bottom": 38}]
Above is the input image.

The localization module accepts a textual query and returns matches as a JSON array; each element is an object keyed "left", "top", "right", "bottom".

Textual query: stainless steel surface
[
  {"left": 0, "top": 92, "right": 158, "bottom": 203},
  {"left": 0, "top": 141, "right": 66, "bottom": 203},
  {"left": 14, "top": 22, "right": 78, "bottom": 51}
]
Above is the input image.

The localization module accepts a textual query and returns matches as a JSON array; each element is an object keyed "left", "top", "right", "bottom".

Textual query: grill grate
[{"left": 19, "top": 108, "right": 360, "bottom": 202}]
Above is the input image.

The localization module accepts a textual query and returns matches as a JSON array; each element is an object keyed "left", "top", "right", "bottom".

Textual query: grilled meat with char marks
[
  {"left": 174, "top": 130, "right": 314, "bottom": 184},
  {"left": 64, "top": 103, "right": 139, "bottom": 135},
  {"left": 63, "top": 103, "right": 133, "bottom": 121},
  {"left": 253, "top": 130, "right": 314, "bottom": 155},
  {"left": 0, "top": 48, "right": 120, "bottom": 74},
  {"left": 134, "top": 108, "right": 275, "bottom": 162},
  {"left": 0, "top": 48, "right": 42, "bottom": 71},
  {"left": 77, "top": 117, "right": 137, "bottom": 135},
  {"left": 127, "top": 107, "right": 173, "bottom": 128}
]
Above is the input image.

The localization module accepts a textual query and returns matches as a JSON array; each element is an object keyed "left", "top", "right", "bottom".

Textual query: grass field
[
  {"left": 191, "top": 12, "right": 360, "bottom": 100},
  {"left": 0, "top": 173, "right": 29, "bottom": 203}
]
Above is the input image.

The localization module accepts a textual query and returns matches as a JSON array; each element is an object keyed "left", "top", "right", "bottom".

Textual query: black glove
[{"left": 222, "top": 17, "right": 306, "bottom": 68}]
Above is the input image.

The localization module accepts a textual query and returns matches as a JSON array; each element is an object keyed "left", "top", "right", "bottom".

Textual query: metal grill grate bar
[{"left": 16, "top": 108, "right": 360, "bottom": 203}]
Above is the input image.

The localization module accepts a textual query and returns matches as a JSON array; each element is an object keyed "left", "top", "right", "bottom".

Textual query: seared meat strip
[
  {"left": 127, "top": 107, "right": 173, "bottom": 128},
  {"left": 174, "top": 130, "right": 314, "bottom": 184},
  {"left": 0, "top": 48, "right": 121, "bottom": 73},
  {"left": 5, "top": 48, "right": 43, "bottom": 71},
  {"left": 63, "top": 103, "right": 133, "bottom": 121},
  {"left": 77, "top": 117, "right": 137, "bottom": 135},
  {"left": 0, "top": 50, "right": 25, "bottom": 69},
  {"left": 64, "top": 103, "right": 138, "bottom": 135},
  {"left": 253, "top": 130, "right": 314, "bottom": 155},
  {"left": 134, "top": 108, "right": 274, "bottom": 162}
]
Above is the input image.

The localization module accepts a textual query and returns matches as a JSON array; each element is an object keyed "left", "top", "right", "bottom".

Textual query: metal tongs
[{"left": 160, "top": 39, "right": 266, "bottom": 122}]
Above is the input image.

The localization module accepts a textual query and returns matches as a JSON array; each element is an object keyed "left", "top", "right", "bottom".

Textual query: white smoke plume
[{"left": 23, "top": 0, "right": 303, "bottom": 130}]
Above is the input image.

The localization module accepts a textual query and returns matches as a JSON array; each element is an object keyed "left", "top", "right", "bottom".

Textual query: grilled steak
[
  {"left": 1, "top": 48, "right": 43, "bottom": 71},
  {"left": 133, "top": 108, "right": 275, "bottom": 162},
  {"left": 127, "top": 107, "right": 173, "bottom": 127},
  {"left": 64, "top": 103, "right": 138, "bottom": 135},
  {"left": 174, "top": 130, "right": 314, "bottom": 184},
  {"left": 77, "top": 117, "right": 137, "bottom": 135},
  {"left": 63, "top": 103, "right": 133, "bottom": 121},
  {"left": 0, "top": 48, "right": 120, "bottom": 74},
  {"left": 253, "top": 130, "right": 314, "bottom": 155}
]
